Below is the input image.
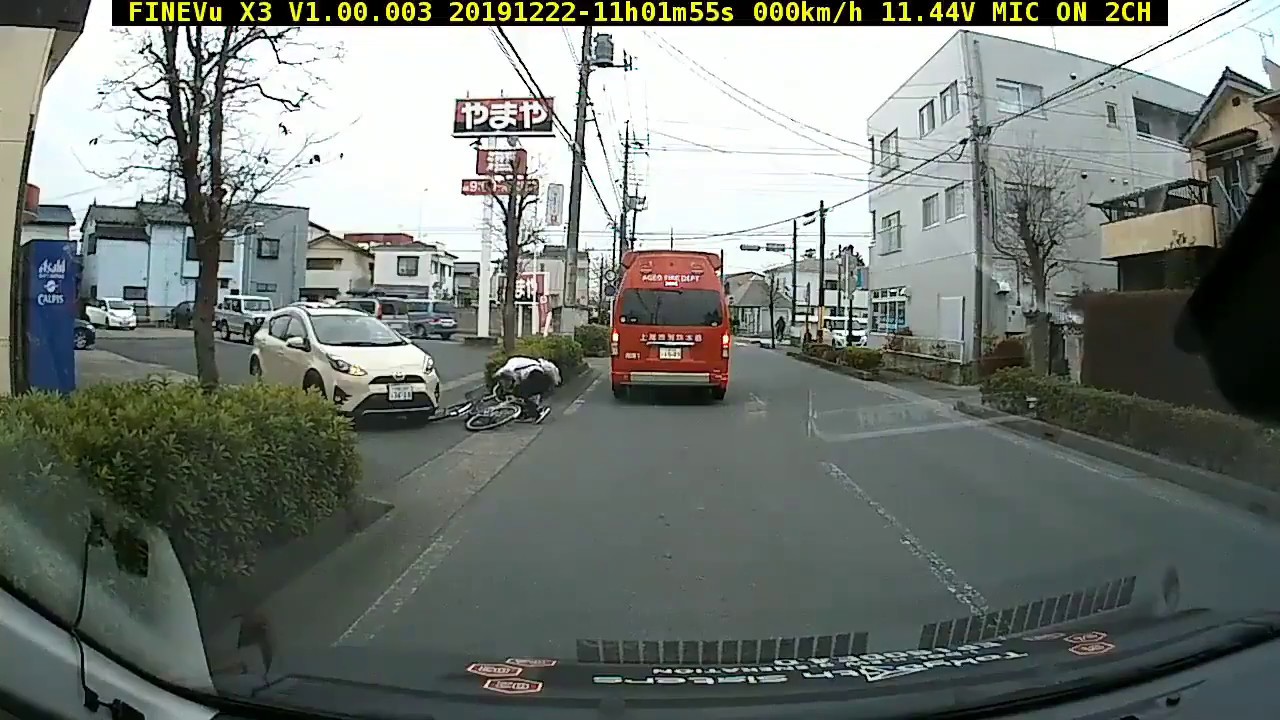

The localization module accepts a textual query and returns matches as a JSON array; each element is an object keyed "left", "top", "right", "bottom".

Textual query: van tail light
[
  {"left": 376, "top": 307, "right": 383, "bottom": 319},
  {"left": 722, "top": 333, "right": 730, "bottom": 358},
  {"left": 610, "top": 330, "right": 619, "bottom": 357}
]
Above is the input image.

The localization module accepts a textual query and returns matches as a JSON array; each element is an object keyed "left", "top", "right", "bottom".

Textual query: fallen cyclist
[{"left": 492, "top": 355, "right": 562, "bottom": 423}]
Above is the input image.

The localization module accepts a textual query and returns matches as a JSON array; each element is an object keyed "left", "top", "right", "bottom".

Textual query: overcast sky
[{"left": 30, "top": 0, "right": 1278, "bottom": 274}]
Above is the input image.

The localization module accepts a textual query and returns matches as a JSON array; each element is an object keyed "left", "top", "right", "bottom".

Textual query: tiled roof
[{"left": 29, "top": 204, "right": 76, "bottom": 226}]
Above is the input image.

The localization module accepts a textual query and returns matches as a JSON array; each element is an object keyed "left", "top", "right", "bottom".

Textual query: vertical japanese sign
[
  {"left": 514, "top": 272, "right": 547, "bottom": 304},
  {"left": 25, "top": 241, "right": 77, "bottom": 393},
  {"left": 453, "top": 98, "right": 555, "bottom": 138},
  {"left": 545, "top": 183, "right": 564, "bottom": 226}
]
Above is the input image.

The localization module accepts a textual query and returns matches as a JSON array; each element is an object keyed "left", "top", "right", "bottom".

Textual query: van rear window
[{"left": 617, "top": 289, "right": 723, "bottom": 327}]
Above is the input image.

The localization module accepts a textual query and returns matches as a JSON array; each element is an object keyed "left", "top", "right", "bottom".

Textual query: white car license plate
[
  {"left": 387, "top": 384, "right": 414, "bottom": 401},
  {"left": 659, "top": 347, "right": 682, "bottom": 360}
]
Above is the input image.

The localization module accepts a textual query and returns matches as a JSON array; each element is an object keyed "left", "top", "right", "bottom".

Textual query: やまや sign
[{"left": 454, "top": 98, "right": 555, "bottom": 138}]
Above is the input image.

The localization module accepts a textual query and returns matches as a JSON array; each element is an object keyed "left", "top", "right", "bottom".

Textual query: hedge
[
  {"left": 574, "top": 323, "right": 610, "bottom": 357},
  {"left": 485, "top": 335, "right": 586, "bottom": 387},
  {"left": 803, "top": 341, "right": 883, "bottom": 371},
  {"left": 981, "top": 367, "right": 1280, "bottom": 487},
  {"left": 0, "top": 380, "right": 361, "bottom": 597}
]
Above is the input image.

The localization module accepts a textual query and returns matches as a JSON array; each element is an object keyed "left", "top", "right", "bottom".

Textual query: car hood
[
  {"left": 321, "top": 343, "right": 428, "bottom": 373},
  {"left": 107, "top": 308, "right": 135, "bottom": 317},
  {"left": 216, "top": 562, "right": 1280, "bottom": 714}
]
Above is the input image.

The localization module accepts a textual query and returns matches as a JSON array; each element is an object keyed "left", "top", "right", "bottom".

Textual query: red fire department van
[{"left": 609, "top": 250, "right": 731, "bottom": 401}]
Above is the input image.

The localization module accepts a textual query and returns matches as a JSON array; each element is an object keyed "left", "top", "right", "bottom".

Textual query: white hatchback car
[
  {"left": 249, "top": 305, "right": 441, "bottom": 419},
  {"left": 85, "top": 298, "right": 138, "bottom": 330}
]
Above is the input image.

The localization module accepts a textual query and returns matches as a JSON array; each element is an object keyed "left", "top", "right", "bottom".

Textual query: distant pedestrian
[
  {"left": 775, "top": 316, "right": 786, "bottom": 341},
  {"left": 803, "top": 328, "right": 813, "bottom": 345}
]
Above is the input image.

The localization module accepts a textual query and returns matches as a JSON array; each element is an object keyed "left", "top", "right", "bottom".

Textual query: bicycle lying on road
[{"left": 423, "top": 385, "right": 550, "bottom": 432}]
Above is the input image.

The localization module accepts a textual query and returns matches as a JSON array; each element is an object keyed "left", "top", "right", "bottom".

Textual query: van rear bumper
[{"left": 611, "top": 369, "right": 729, "bottom": 389}]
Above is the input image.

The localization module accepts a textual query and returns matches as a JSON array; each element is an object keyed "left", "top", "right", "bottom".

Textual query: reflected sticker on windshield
[
  {"left": 506, "top": 658, "right": 558, "bottom": 668},
  {"left": 1024, "top": 632, "right": 1066, "bottom": 642},
  {"left": 1064, "top": 631, "right": 1107, "bottom": 644},
  {"left": 467, "top": 663, "right": 523, "bottom": 678},
  {"left": 483, "top": 678, "right": 543, "bottom": 695},
  {"left": 1068, "top": 641, "right": 1116, "bottom": 657},
  {"left": 590, "top": 641, "right": 1040, "bottom": 686}
]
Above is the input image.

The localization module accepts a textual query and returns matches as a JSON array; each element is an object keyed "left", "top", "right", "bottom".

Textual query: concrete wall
[
  {"left": 866, "top": 31, "right": 1202, "bottom": 357},
  {"left": 373, "top": 249, "right": 432, "bottom": 290}
]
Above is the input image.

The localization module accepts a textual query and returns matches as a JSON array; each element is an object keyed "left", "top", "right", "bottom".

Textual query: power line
[
  {"left": 989, "top": 0, "right": 1258, "bottom": 132},
  {"left": 490, "top": 27, "right": 617, "bottom": 224}
]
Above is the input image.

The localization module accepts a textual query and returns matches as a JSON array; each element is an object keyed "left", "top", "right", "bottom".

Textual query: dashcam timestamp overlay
[{"left": 113, "top": 0, "right": 1169, "bottom": 26}]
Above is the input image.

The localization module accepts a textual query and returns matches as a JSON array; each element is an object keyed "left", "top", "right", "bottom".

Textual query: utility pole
[
  {"left": 816, "top": 200, "right": 827, "bottom": 342},
  {"left": 618, "top": 120, "right": 631, "bottom": 259},
  {"left": 965, "top": 35, "right": 988, "bottom": 364},
  {"left": 563, "top": 25, "right": 593, "bottom": 316},
  {"left": 790, "top": 219, "right": 798, "bottom": 334},
  {"left": 847, "top": 250, "right": 856, "bottom": 332}
]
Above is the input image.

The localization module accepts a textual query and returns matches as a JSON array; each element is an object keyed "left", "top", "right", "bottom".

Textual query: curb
[
  {"left": 787, "top": 350, "right": 880, "bottom": 381},
  {"left": 954, "top": 401, "right": 1280, "bottom": 522}
]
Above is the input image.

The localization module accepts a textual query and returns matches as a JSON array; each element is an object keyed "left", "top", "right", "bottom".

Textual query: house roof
[
  {"left": 309, "top": 220, "right": 331, "bottom": 233},
  {"left": 82, "top": 204, "right": 144, "bottom": 234},
  {"left": 730, "top": 274, "right": 789, "bottom": 308},
  {"left": 369, "top": 241, "right": 439, "bottom": 252},
  {"left": 455, "top": 261, "right": 480, "bottom": 273},
  {"left": 28, "top": 204, "right": 76, "bottom": 226},
  {"left": 1180, "top": 67, "right": 1271, "bottom": 146},
  {"left": 308, "top": 233, "right": 372, "bottom": 256}
]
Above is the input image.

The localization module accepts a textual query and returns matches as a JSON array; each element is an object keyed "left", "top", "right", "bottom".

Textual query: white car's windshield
[
  {"left": 242, "top": 299, "right": 272, "bottom": 312},
  {"left": 312, "top": 314, "right": 406, "bottom": 346}
]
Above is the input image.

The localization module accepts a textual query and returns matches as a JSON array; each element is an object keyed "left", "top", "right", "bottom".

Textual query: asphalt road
[
  {"left": 333, "top": 343, "right": 1280, "bottom": 659},
  {"left": 96, "top": 331, "right": 495, "bottom": 485}
]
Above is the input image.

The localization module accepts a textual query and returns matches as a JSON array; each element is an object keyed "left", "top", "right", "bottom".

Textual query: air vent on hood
[
  {"left": 577, "top": 633, "right": 870, "bottom": 665},
  {"left": 917, "top": 576, "right": 1137, "bottom": 649}
]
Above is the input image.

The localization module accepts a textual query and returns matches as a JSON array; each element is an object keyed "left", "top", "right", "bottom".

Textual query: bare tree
[
  {"left": 992, "top": 141, "right": 1085, "bottom": 374},
  {"left": 764, "top": 274, "right": 789, "bottom": 349},
  {"left": 95, "top": 27, "right": 340, "bottom": 386},
  {"left": 490, "top": 171, "right": 541, "bottom": 353}
]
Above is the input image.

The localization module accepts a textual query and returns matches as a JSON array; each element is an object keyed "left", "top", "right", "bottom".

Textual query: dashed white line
[
  {"left": 565, "top": 375, "right": 603, "bottom": 415},
  {"left": 822, "top": 461, "right": 990, "bottom": 616}
]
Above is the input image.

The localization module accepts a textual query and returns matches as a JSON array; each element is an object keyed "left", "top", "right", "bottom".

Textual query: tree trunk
[
  {"left": 192, "top": 223, "right": 221, "bottom": 386},
  {"left": 1029, "top": 273, "right": 1051, "bottom": 375},
  {"left": 501, "top": 192, "right": 519, "bottom": 354}
]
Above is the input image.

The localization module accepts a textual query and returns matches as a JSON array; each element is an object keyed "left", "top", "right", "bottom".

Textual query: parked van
[{"left": 610, "top": 250, "right": 731, "bottom": 401}]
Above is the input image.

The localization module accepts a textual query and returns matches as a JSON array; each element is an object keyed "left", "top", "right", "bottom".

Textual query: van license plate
[
  {"left": 388, "top": 384, "right": 414, "bottom": 401},
  {"left": 659, "top": 347, "right": 682, "bottom": 360}
]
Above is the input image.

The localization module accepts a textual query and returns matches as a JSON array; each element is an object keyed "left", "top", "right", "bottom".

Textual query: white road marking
[
  {"left": 565, "top": 374, "right": 603, "bottom": 415},
  {"left": 823, "top": 461, "right": 990, "bottom": 616},
  {"left": 335, "top": 529, "right": 465, "bottom": 645}
]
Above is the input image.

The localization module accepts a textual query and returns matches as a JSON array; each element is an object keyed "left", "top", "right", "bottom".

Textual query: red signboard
[
  {"left": 476, "top": 148, "right": 528, "bottom": 176},
  {"left": 460, "top": 178, "right": 540, "bottom": 197},
  {"left": 454, "top": 97, "right": 555, "bottom": 138},
  {"left": 514, "top": 272, "right": 547, "bottom": 303}
]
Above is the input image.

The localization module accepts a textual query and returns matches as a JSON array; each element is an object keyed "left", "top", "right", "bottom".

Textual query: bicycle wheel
[{"left": 464, "top": 401, "right": 522, "bottom": 431}]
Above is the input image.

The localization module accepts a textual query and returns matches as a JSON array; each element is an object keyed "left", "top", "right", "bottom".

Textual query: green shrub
[
  {"left": 980, "top": 367, "right": 1280, "bottom": 485},
  {"left": 485, "top": 335, "right": 587, "bottom": 386},
  {"left": 0, "top": 381, "right": 361, "bottom": 591},
  {"left": 841, "top": 347, "right": 883, "bottom": 371},
  {"left": 574, "top": 324, "right": 611, "bottom": 357}
]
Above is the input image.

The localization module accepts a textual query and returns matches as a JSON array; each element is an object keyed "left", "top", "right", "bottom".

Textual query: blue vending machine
[{"left": 25, "top": 240, "right": 77, "bottom": 394}]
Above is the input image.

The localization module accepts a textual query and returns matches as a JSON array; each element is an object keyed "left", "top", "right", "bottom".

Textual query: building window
[
  {"left": 1132, "top": 97, "right": 1194, "bottom": 143},
  {"left": 940, "top": 82, "right": 960, "bottom": 122},
  {"left": 878, "top": 212, "right": 902, "bottom": 254},
  {"left": 995, "top": 79, "right": 1045, "bottom": 116},
  {"left": 870, "top": 287, "right": 908, "bottom": 333},
  {"left": 306, "top": 257, "right": 341, "bottom": 270},
  {"left": 918, "top": 100, "right": 936, "bottom": 137},
  {"left": 922, "top": 194, "right": 940, "bottom": 228},
  {"left": 878, "top": 131, "right": 899, "bottom": 175},
  {"left": 254, "top": 282, "right": 278, "bottom": 293},
  {"left": 218, "top": 278, "right": 231, "bottom": 289},
  {"left": 257, "top": 238, "right": 280, "bottom": 258},
  {"left": 1105, "top": 102, "right": 1118, "bottom": 127},
  {"left": 186, "top": 235, "right": 234, "bottom": 262},
  {"left": 397, "top": 256, "right": 420, "bottom": 276},
  {"left": 944, "top": 182, "right": 966, "bottom": 220},
  {"left": 822, "top": 279, "right": 838, "bottom": 291},
  {"left": 121, "top": 286, "right": 147, "bottom": 301}
]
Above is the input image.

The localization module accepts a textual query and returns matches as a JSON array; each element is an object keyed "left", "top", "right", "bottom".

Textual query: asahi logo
[{"left": 38, "top": 258, "right": 66, "bottom": 279}]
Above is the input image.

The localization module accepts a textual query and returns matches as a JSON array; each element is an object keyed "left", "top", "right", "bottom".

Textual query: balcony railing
[{"left": 1092, "top": 179, "right": 1218, "bottom": 260}]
